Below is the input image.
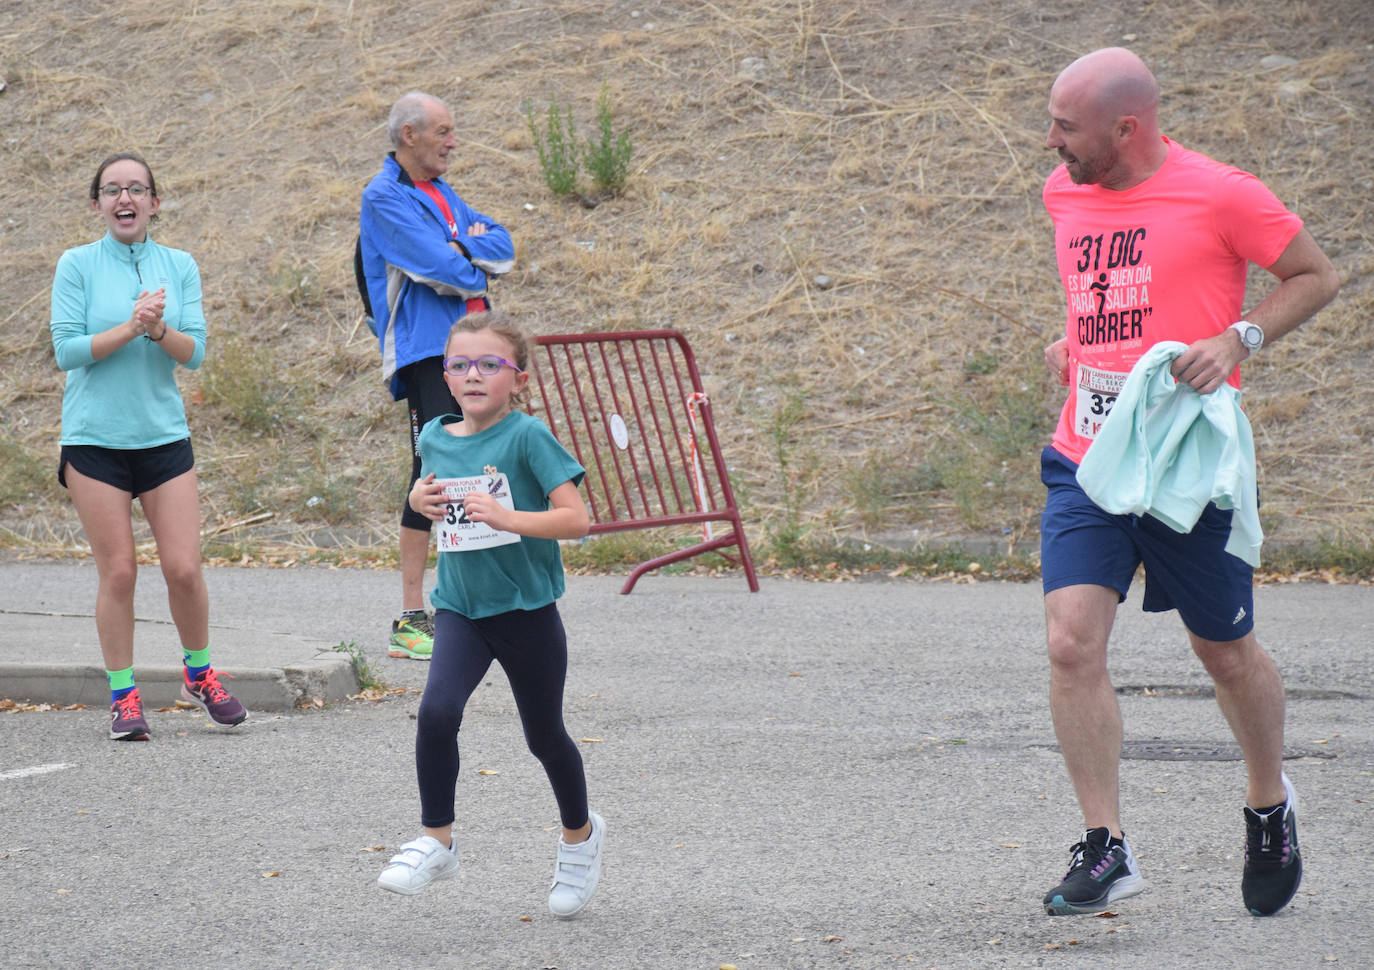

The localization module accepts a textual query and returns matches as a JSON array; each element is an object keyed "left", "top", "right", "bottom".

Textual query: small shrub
[
  {"left": 932, "top": 356, "right": 1056, "bottom": 530},
  {"left": 843, "top": 453, "right": 946, "bottom": 530},
  {"left": 583, "top": 82, "right": 633, "bottom": 196},
  {"left": 298, "top": 470, "right": 359, "bottom": 526},
  {"left": 963, "top": 351, "right": 1000, "bottom": 375},
  {"left": 268, "top": 262, "right": 319, "bottom": 311},
  {"left": 332, "top": 639, "right": 383, "bottom": 691},
  {"left": 0, "top": 435, "right": 59, "bottom": 508},
  {"left": 222, "top": 465, "right": 271, "bottom": 518},
  {"left": 201, "top": 336, "right": 295, "bottom": 434},
  {"left": 524, "top": 97, "right": 579, "bottom": 196},
  {"left": 764, "top": 382, "right": 810, "bottom": 564},
  {"left": 561, "top": 528, "right": 741, "bottom": 576},
  {"left": 561, "top": 531, "right": 657, "bottom": 570}
]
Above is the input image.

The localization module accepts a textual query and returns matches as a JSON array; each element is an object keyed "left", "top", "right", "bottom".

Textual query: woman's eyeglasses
[{"left": 98, "top": 184, "right": 151, "bottom": 198}]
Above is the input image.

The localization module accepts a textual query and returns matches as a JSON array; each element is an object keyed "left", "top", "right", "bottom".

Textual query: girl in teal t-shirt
[{"left": 376, "top": 311, "right": 606, "bottom": 919}]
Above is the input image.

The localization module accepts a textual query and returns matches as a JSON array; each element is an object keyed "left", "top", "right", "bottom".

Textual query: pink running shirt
[{"left": 1043, "top": 138, "right": 1301, "bottom": 464}]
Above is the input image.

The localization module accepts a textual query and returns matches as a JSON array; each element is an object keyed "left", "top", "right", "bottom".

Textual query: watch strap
[{"left": 1230, "top": 320, "right": 1262, "bottom": 353}]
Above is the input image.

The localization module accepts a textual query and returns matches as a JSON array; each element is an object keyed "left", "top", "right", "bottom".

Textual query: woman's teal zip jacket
[{"left": 50, "top": 232, "right": 207, "bottom": 448}]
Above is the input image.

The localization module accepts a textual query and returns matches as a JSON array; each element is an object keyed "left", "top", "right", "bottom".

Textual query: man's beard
[{"left": 1065, "top": 145, "right": 1119, "bottom": 186}]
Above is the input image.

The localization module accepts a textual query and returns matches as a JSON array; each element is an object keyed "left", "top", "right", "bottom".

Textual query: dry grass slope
[{"left": 1, "top": 0, "right": 1370, "bottom": 565}]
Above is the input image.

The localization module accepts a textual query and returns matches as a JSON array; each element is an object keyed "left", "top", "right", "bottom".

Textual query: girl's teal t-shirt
[{"left": 419, "top": 410, "right": 585, "bottom": 619}]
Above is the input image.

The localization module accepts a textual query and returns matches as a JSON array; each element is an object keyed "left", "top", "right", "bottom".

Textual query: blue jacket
[
  {"left": 50, "top": 233, "right": 207, "bottom": 448},
  {"left": 1074, "top": 342, "right": 1263, "bottom": 567},
  {"left": 359, "top": 154, "right": 514, "bottom": 399}
]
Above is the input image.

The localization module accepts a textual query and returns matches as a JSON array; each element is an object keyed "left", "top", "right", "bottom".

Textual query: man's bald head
[
  {"left": 1054, "top": 48, "right": 1160, "bottom": 128},
  {"left": 1047, "top": 47, "right": 1168, "bottom": 189}
]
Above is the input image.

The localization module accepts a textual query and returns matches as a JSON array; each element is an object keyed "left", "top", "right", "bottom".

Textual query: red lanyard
[
  {"left": 415, "top": 181, "right": 458, "bottom": 238},
  {"left": 415, "top": 181, "right": 488, "bottom": 314}
]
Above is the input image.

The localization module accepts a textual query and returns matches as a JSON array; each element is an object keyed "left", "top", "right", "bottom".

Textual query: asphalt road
[{"left": 2, "top": 565, "right": 1371, "bottom": 969}]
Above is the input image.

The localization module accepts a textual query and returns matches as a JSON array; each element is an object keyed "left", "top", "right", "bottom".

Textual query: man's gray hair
[{"left": 387, "top": 91, "right": 444, "bottom": 147}]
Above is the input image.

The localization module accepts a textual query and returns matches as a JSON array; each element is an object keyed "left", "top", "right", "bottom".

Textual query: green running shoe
[{"left": 388, "top": 613, "right": 434, "bottom": 660}]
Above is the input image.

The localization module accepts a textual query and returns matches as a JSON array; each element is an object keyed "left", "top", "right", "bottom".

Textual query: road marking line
[{"left": 0, "top": 763, "right": 76, "bottom": 781}]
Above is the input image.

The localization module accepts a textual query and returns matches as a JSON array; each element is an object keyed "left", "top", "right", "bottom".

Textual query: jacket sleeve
[
  {"left": 50, "top": 250, "right": 97, "bottom": 372},
  {"left": 361, "top": 185, "right": 494, "bottom": 298},
  {"left": 445, "top": 194, "right": 515, "bottom": 278},
  {"left": 174, "top": 252, "right": 208, "bottom": 370}
]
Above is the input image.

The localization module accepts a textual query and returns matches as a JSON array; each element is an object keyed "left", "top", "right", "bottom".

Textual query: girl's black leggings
[{"left": 415, "top": 603, "right": 588, "bottom": 830}]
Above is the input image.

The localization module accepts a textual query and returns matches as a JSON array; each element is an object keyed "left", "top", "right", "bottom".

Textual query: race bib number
[
  {"left": 1074, "top": 363, "right": 1127, "bottom": 440},
  {"left": 434, "top": 476, "right": 520, "bottom": 552}
]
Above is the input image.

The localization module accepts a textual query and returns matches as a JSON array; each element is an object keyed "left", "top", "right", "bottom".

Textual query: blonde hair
[{"left": 445, "top": 310, "right": 534, "bottom": 409}]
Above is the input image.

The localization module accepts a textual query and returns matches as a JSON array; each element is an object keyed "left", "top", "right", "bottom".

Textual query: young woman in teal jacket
[{"left": 49, "top": 152, "right": 247, "bottom": 741}]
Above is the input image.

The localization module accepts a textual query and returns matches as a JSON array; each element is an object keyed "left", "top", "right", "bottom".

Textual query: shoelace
[
  {"left": 1246, "top": 810, "right": 1292, "bottom": 864},
  {"left": 112, "top": 691, "right": 143, "bottom": 718},
  {"left": 1065, "top": 838, "right": 1117, "bottom": 879},
  {"left": 193, "top": 669, "right": 231, "bottom": 703}
]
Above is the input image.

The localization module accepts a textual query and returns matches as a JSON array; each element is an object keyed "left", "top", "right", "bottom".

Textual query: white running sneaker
[
  {"left": 548, "top": 811, "right": 605, "bottom": 918},
  {"left": 377, "top": 835, "right": 459, "bottom": 895}
]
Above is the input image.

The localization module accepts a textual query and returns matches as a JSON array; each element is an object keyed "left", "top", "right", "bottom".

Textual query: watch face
[{"left": 1243, "top": 325, "right": 1263, "bottom": 349}]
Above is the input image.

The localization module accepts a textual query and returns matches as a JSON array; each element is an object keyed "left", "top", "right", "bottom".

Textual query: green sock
[
  {"left": 183, "top": 646, "right": 211, "bottom": 679},
  {"left": 107, "top": 666, "right": 136, "bottom": 702}
]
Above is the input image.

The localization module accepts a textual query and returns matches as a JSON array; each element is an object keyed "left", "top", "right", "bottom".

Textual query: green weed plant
[
  {"left": 765, "top": 382, "right": 810, "bottom": 565},
  {"left": 298, "top": 442, "right": 360, "bottom": 526},
  {"left": 201, "top": 336, "right": 296, "bottom": 434},
  {"left": 525, "top": 97, "right": 580, "bottom": 197},
  {"left": 583, "top": 83, "right": 633, "bottom": 196},
  {"left": 0, "top": 435, "right": 59, "bottom": 510},
  {"left": 844, "top": 452, "right": 946, "bottom": 531},
  {"left": 525, "top": 84, "right": 633, "bottom": 199},
  {"left": 332, "top": 639, "right": 383, "bottom": 692}
]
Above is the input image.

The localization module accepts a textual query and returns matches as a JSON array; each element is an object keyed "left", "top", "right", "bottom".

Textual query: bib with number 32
[
  {"left": 434, "top": 475, "right": 520, "bottom": 551},
  {"left": 1074, "top": 363, "right": 1127, "bottom": 440}
]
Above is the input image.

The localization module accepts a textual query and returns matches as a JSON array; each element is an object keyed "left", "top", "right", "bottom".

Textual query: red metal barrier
[{"left": 530, "top": 330, "right": 759, "bottom": 594}]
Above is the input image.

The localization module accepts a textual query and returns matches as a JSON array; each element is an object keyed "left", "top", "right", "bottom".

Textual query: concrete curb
[
  {"left": 0, "top": 653, "right": 359, "bottom": 712},
  {"left": 0, "top": 593, "right": 363, "bottom": 711}
]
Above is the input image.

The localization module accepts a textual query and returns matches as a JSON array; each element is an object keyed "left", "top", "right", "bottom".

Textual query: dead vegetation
[{"left": 0, "top": 0, "right": 1370, "bottom": 562}]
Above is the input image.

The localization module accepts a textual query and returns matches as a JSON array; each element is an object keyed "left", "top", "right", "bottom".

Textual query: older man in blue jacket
[{"left": 360, "top": 90, "right": 515, "bottom": 660}]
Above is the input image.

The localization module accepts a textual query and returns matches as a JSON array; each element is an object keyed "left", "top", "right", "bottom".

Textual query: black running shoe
[
  {"left": 1043, "top": 826, "right": 1145, "bottom": 915},
  {"left": 1242, "top": 773, "right": 1302, "bottom": 916}
]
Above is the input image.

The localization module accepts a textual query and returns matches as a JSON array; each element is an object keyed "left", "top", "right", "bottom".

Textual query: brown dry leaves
[
  {"left": 349, "top": 685, "right": 419, "bottom": 703},
  {"left": 0, "top": 700, "right": 87, "bottom": 713}
]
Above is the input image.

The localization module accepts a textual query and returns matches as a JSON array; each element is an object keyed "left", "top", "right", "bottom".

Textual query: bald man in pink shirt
[{"left": 1036, "top": 47, "right": 1339, "bottom": 918}]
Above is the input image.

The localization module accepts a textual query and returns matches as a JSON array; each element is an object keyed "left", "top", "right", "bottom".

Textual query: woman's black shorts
[{"left": 58, "top": 438, "right": 195, "bottom": 496}]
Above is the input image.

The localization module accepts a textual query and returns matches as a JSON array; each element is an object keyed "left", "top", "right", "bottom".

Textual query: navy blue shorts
[
  {"left": 58, "top": 439, "right": 195, "bottom": 496},
  {"left": 1040, "top": 446, "right": 1254, "bottom": 642}
]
